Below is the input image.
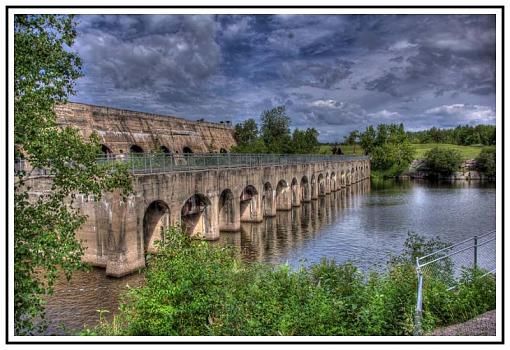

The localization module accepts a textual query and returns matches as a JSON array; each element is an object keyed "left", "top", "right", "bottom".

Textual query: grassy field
[
  {"left": 320, "top": 143, "right": 485, "bottom": 160},
  {"left": 412, "top": 143, "right": 485, "bottom": 160}
]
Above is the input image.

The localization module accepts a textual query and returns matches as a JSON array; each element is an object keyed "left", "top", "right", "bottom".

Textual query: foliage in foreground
[
  {"left": 84, "top": 229, "right": 495, "bottom": 336},
  {"left": 14, "top": 15, "right": 132, "bottom": 335}
]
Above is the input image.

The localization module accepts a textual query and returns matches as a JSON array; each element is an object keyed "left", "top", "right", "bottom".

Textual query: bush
[
  {"left": 424, "top": 147, "right": 463, "bottom": 177},
  {"left": 86, "top": 229, "right": 495, "bottom": 336},
  {"left": 476, "top": 146, "right": 496, "bottom": 178}
]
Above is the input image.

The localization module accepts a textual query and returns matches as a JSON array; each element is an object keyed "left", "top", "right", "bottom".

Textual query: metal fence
[
  {"left": 414, "top": 230, "right": 496, "bottom": 335},
  {"left": 14, "top": 153, "right": 367, "bottom": 175}
]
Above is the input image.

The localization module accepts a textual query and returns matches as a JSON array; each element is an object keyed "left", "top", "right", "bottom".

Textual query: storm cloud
[{"left": 72, "top": 14, "right": 496, "bottom": 141}]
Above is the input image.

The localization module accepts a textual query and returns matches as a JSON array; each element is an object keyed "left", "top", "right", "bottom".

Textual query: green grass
[
  {"left": 320, "top": 143, "right": 484, "bottom": 160},
  {"left": 412, "top": 143, "right": 484, "bottom": 160},
  {"left": 319, "top": 144, "right": 364, "bottom": 156}
]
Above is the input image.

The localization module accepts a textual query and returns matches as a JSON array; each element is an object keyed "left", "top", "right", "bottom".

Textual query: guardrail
[
  {"left": 413, "top": 230, "right": 496, "bottom": 335},
  {"left": 15, "top": 153, "right": 370, "bottom": 175}
]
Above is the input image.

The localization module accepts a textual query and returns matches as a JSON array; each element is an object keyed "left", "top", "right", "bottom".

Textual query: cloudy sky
[{"left": 71, "top": 14, "right": 496, "bottom": 142}]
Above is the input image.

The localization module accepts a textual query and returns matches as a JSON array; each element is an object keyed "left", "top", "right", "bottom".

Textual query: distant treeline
[{"left": 406, "top": 124, "right": 495, "bottom": 146}]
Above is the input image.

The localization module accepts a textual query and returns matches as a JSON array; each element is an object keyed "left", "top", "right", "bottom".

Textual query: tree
[
  {"left": 360, "top": 126, "right": 376, "bottom": 155},
  {"left": 424, "top": 147, "right": 463, "bottom": 177},
  {"left": 260, "top": 106, "right": 292, "bottom": 153},
  {"left": 291, "top": 128, "right": 319, "bottom": 154},
  {"left": 359, "top": 123, "right": 415, "bottom": 176},
  {"left": 476, "top": 147, "right": 496, "bottom": 178},
  {"left": 14, "top": 15, "right": 131, "bottom": 334},
  {"left": 345, "top": 130, "right": 360, "bottom": 155},
  {"left": 234, "top": 118, "right": 258, "bottom": 146}
]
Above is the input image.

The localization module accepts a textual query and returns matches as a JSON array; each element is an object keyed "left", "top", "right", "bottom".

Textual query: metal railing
[
  {"left": 15, "top": 153, "right": 368, "bottom": 176},
  {"left": 414, "top": 230, "right": 496, "bottom": 335}
]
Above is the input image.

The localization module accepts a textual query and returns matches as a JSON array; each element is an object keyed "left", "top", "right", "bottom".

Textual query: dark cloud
[{"left": 72, "top": 14, "right": 496, "bottom": 142}]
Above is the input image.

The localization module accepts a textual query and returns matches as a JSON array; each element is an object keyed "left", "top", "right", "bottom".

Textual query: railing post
[
  {"left": 474, "top": 235, "right": 478, "bottom": 269},
  {"left": 414, "top": 257, "right": 424, "bottom": 336}
]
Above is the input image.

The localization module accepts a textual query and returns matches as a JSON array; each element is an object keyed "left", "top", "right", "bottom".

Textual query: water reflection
[
  {"left": 42, "top": 178, "right": 495, "bottom": 335},
  {"left": 218, "top": 180, "right": 371, "bottom": 265}
]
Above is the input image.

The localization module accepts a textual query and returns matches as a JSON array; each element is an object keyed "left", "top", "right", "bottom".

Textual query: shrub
[
  {"left": 476, "top": 146, "right": 496, "bottom": 178},
  {"left": 424, "top": 147, "right": 463, "bottom": 177},
  {"left": 87, "top": 229, "right": 495, "bottom": 336}
]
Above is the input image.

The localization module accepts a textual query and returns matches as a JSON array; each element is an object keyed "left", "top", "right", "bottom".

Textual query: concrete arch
[
  {"left": 240, "top": 185, "right": 262, "bottom": 222},
  {"left": 318, "top": 173, "right": 326, "bottom": 196},
  {"left": 291, "top": 177, "right": 300, "bottom": 207},
  {"left": 160, "top": 145, "right": 171, "bottom": 154},
  {"left": 300, "top": 175, "right": 311, "bottom": 202},
  {"left": 130, "top": 144, "right": 144, "bottom": 154},
  {"left": 340, "top": 170, "right": 346, "bottom": 187},
  {"left": 325, "top": 173, "right": 331, "bottom": 194},
  {"left": 181, "top": 193, "right": 215, "bottom": 239},
  {"left": 346, "top": 169, "right": 351, "bottom": 186},
  {"left": 310, "top": 174, "right": 318, "bottom": 200},
  {"left": 143, "top": 200, "right": 170, "bottom": 254},
  {"left": 183, "top": 146, "right": 193, "bottom": 154},
  {"left": 276, "top": 179, "right": 292, "bottom": 210},
  {"left": 100, "top": 144, "right": 113, "bottom": 157},
  {"left": 219, "top": 189, "right": 239, "bottom": 232},
  {"left": 351, "top": 166, "right": 356, "bottom": 183},
  {"left": 263, "top": 182, "right": 276, "bottom": 217},
  {"left": 330, "top": 172, "right": 337, "bottom": 191}
]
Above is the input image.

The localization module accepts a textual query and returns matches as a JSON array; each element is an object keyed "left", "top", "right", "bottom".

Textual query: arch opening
[
  {"left": 100, "top": 144, "right": 113, "bottom": 157},
  {"left": 318, "top": 173, "right": 325, "bottom": 196},
  {"left": 160, "top": 145, "right": 171, "bottom": 155},
  {"left": 240, "top": 185, "right": 260, "bottom": 222},
  {"left": 220, "top": 148, "right": 227, "bottom": 153},
  {"left": 219, "top": 189, "right": 237, "bottom": 231},
  {"left": 143, "top": 201, "right": 170, "bottom": 254},
  {"left": 183, "top": 146, "right": 193, "bottom": 154},
  {"left": 291, "top": 178, "right": 300, "bottom": 206},
  {"left": 276, "top": 180, "right": 291, "bottom": 210},
  {"left": 262, "top": 182, "right": 275, "bottom": 217},
  {"left": 181, "top": 194, "right": 212, "bottom": 238},
  {"left": 330, "top": 172, "right": 337, "bottom": 191},
  {"left": 311, "top": 174, "right": 317, "bottom": 199},
  {"left": 300, "top": 176, "right": 310, "bottom": 202},
  {"left": 130, "top": 144, "right": 144, "bottom": 154}
]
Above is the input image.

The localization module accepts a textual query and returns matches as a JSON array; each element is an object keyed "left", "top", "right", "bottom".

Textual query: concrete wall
[
  {"left": 70, "top": 158, "right": 370, "bottom": 277},
  {"left": 55, "top": 102, "right": 237, "bottom": 155}
]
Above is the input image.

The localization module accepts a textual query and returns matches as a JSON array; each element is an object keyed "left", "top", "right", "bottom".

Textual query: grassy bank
[
  {"left": 412, "top": 143, "right": 484, "bottom": 160},
  {"left": 83, "top": 229, "right": 495, "bottom": 336}
]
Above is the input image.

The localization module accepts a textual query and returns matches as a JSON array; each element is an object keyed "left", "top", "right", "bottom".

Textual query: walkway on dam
[{"left": 95, "top": 153, "right": 370, "bottom": 174}]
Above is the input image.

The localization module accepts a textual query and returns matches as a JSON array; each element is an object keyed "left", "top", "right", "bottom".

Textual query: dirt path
[{"left": 428, "top": 310, "right": 496, "bottom": 336}]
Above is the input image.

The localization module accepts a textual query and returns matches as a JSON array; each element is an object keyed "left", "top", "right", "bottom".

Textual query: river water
[{"left": 43, "top": 179, "right": 496, "bottom": 335}]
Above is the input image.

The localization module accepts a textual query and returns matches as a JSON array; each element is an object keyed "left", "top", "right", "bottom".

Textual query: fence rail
[
  {"left": 414, "top": 230, "right": 496, "bottom": 335},
  {"left": 15, "top": 153, "right": 370, "bottom": 175}
]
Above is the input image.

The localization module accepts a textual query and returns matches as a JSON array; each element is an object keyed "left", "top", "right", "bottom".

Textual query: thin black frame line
[{"left": 5, "top": 5, "right": 504, "bottom": 345}]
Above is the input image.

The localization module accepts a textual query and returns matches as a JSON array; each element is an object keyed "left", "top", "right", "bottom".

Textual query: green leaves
[
  {"left": 90, "top": 228, "right": 495, "bottom": 336},
  {"left": 14, "top": 15, "right": 131, "bottom": 334},
  {"left": 424, "top": 147, "right": 463, "bottom": 176}
]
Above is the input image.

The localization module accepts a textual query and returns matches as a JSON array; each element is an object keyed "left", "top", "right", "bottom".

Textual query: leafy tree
[
  {"left": 476, "top": 147, "right": 496, "bottom": 178},
  {"left": 14, "top": 15, "right": 131, "bottom": 334},
  {"left": 260, "top": 106, "right": 292, "bottom": 153},
  {"left": 291, "top": 128, "right": 319, "bottom": 154},
  {"left": 424, "top": 147, "right": 463, "bottom": 177},
  {"left": 359, "top": 123, "right": 415, "bottom": 176},
  {"left": 360, "top": 125, "right": 376, "bottom": 155},
  {"left": 345, "top": 130, "right": 360, "bottom": 155},
  {"left": 234, "top": 118, "right": 259, "bottom": 146}
]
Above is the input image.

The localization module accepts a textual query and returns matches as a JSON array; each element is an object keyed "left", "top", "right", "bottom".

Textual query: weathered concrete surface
[
  {"left": 55, "top": 102, "right": 236, "bottom": 155},
  {"left": 70, "top": 159, "right": 370, "bottom": 277}
]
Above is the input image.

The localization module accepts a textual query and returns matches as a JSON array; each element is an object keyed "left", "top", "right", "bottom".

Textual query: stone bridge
[{"left": 72, "top": 154, "right": 370, "bottom": 276}]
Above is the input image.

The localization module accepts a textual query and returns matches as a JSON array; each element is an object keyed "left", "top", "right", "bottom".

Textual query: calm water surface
[{"left": 44, "top": 179, "right": 496, "bottom": 335}]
